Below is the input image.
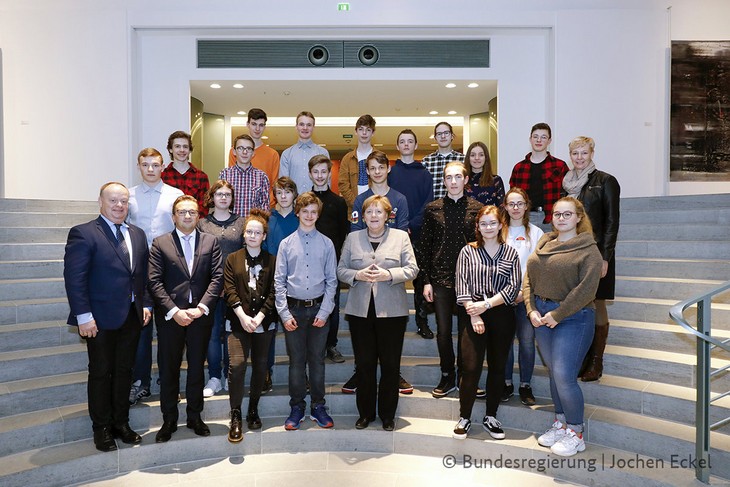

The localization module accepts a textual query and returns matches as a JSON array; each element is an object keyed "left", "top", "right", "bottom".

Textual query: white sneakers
[
  {"left": 203, "top": 377, "right": 223, "bottom": 397},
  {"left": 551, "top": 428, "right": 585, "bottom": 456},
  {"left": 537, "top": 420, "right": 566, "bottom": 447},
  {"left": 537, "top": 420, "right": 585, "bottom": 456}
]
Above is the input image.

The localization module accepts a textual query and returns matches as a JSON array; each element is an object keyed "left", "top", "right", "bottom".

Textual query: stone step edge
[{"left": 0, "top": 414, "right": 724, "bottom": 487}]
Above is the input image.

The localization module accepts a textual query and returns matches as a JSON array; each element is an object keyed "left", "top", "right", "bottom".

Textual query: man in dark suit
[
  {"left": 148, "top": 195, "right": 223, "bottom": 442},
  {"left": 63, "top": 182, "right": 151, "bottom": 452}
]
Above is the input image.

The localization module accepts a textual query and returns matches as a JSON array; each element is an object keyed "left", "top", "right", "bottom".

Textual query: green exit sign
[{"left": 338, "top": 3, "right": 350, "bottom": 11}]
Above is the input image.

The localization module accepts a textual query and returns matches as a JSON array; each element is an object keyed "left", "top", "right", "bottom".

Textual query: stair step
[
  {"left": 0, "top": 212, "right": 96, "bottom": 227},
  {"left": 620, "top": 207, "right": 730, "bottom": 224},
  {"left": 620, "top": 194, "right": 730, "bottom": 211},
  {"left": 0, "top": 243, "right": 66, "bottom": 261},
  {"left": 0, "top": 321, "right": 78, "bottom": 352},
  {"left": 0, "top": 227, "right": 70, "bottom": 244},
  {"left": 615, "top": 275, "right": 730, "bottom": 303},
  {"left": 0, "top": 277, "right": 66, "bottom": 301},
  {"left": 0, "top": 409, "right": 726, "bottom": 487},
  {"left": 0, "top": 297, "right": 69, "bottom": 326},
  {"left": 616, "top": 257, "right": 730, "bottom": 280},
  {"left": 619, "top": 223, "right": 730, "bottom": 241},
  {"left": 617, "top": 240, "right": 730, "bottom": 259},
  {"left": 0, "top": 260, "right": 64, "bottom": 279}
]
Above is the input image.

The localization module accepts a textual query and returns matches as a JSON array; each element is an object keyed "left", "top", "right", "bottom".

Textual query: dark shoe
[
  {"left": 310, "top": 404, "right": 334, "bottom": 428},
  {"left": 582, "top": 324, "right": 609, "bottom": 382},
  {"left": 261, "top": 371, "right": 273, "bottom": 395},
  {"left": 416, "top": 324, "right": 434, "bottom": 339},
  {"left": 93, "top": 427, "right": 118, "bottom": 452},
  {"left": 326, "top": 346, "right": 346, "bottom": 363},
  {"left": 355, "top": 416, "right": 375, "bottom": 429},
  {"left": 342, "top": 373, "right": 357, "bottom": 394},
  {"left": 246, "top": 409, "right": 262, "bottom": 430},
  {"left": 431, "top": 374, "right": 456, "bottom": 398},
  {"left": 382, "top": 419, "right": 395, "bottom": 431},
  {"left": 186, "top": 418, "right": 210, "bottom": 437},
  {"left": 111, "top": 423, "right": 142, "bottom": 445},
  {"left": 399, "top": 375, "right": 414, "bottom": 394},
  {"left": 228, "top": 409, "right": 243, "bottom": 443},
  {"left": 475, "top": 387, "right": 486, "bottom": 399},
  {"left": 285, "top": 405, "right": 305, "bottom": 430},
  {"left": 128, "top": 382, "right": 151, "bottom": 406},
  {"left": 501, "top": 383, "right": 514, "bottom": 402},
  {"left": 482, "top": 415, "right": 505, "bottom": 440},
  {"left": 519, "top": 385, "right": 536, "bottom": 406},
  {"left": 155, "top": 421, "right": 177, "bottom": 443}
]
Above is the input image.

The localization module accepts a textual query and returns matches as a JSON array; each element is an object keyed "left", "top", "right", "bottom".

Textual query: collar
[
  {"left": 444, "top": 194, "right": 466, "bottom": 206},
  {"left": 297, "top": 139, "right": 315, "bottom": 150},
  {"left": 100, "top": 214, "right": 128, "bottom": 231},
  {"left": 175, "top": 228, "right": 196, "bottom": 241},
  {"left": 297, "top": 227, "right": 317, "bottom": 238},
  {"left": 141, "top": 180, "right": 164, "bottom": 194}
]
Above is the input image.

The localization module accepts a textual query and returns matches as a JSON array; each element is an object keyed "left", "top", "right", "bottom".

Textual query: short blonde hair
[
  {"left": 362, "top": 194, "right": 392, "bottom": 216},
  {"left": 568, "top": 136, "right": 595, "bottom": 153}
]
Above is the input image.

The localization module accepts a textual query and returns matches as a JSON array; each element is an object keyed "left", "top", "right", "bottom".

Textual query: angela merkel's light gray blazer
[{"left": 337, "top": 227, "right": 419, "bottom": 318}]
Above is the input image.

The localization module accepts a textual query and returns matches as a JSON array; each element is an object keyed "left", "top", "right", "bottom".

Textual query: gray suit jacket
[{"left": 337, "top": 227, "right": 418, "bottom": 318}]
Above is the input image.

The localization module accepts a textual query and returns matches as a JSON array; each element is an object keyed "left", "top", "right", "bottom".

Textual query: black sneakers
[
  {"left": 431, "top": 374, "right": 456, "bottom": 398},
  {"left": 501, "top": 383, "right": 514, "bottom": 402},
  {"left": 519, "top": 384, "right": 536, "bottom": 406}
]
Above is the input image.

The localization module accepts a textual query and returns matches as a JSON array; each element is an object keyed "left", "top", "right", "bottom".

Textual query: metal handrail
[{"left": 669, "top": 280, "right": 730, "bottom": 484}]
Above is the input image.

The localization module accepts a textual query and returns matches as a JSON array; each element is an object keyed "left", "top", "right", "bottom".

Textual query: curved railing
[{"left": 669, "top": 281, "right": 730, "bottom": 484}]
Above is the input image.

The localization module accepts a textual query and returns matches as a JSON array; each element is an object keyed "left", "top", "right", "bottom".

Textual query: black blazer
[
  {"left": 223, "top": 248, "right": 277, "bottom": 333},
  {"left": 64, "top": 216, "right": 149, "bottom": 330},
  {"left": 578, "top": 169, "right": 620, "bottom": 299},
  {"left": 148, "top": 229, "right": 223, "bottom": 315}
]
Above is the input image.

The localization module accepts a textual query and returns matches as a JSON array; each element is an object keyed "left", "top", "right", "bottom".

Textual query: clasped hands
[
  {"left": 529, "top": 311, "right": 558, "bottom": 328},
  {"left": 465, "top": 300, "right": 489, "bottom": 335},
  {"left": 173, "top": 307, "right": 203, "bottom": 327},
  {"left": 355, "top": 264, "right": 391, "bottom": 283}
]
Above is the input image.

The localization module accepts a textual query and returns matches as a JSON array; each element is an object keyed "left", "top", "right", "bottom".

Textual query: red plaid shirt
[
  {"left": 509, "top": 152, "right": 568, "bottom": 223},
  {"left": 162, "top": 163, "right": 210, "bottom": 216}
]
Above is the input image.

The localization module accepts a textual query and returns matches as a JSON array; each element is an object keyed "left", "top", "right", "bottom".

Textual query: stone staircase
[{"left": 1, "top": 195, "right": 730, "bottom": 486}]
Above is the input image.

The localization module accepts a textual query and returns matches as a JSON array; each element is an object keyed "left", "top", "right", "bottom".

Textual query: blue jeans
[
  {"left": 504, "top": 302, "right": 536, "bottom": 384},
  {"left": 207, "top": 299, "right": 229, "bottom": 380},
  {"left": 534, "top": 296, "right": 594, "bottom": 428},
  {"left": 284, "top": 301, "right": 329, "bottom": 410}
]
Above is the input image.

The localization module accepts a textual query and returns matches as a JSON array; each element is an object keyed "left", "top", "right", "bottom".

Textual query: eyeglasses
[
  {"left": 552, "top": 211, "right": 575, "bottom": 220},
  {"left": 235, "top": 146, "right": 255, "bottom": 153},
  {"left": 507, "top": 201, "right": 526, "bottom": 209},
  {"left": 245, "top": 229, "right": 263, "bottom": 237},
  {"left": 140, "top": 163, "right": 162, "bottom": 170},
  {"left": 435, "top": 131, "right": 452, "bottom": 138},
  {"left": 214, "top": 192, "right": 232, "bottom": 198},
  {"left": 176, "top": 209, "right": 199, "bottom": 217},
  {"left": 531, "top": 134, "right": 549, "bottom": 141},
  {"left": 478, "top": 221, "right": 500, "bottom": 228}
]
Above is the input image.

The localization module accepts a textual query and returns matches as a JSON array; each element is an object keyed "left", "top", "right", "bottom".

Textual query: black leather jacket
[{"left": 578, "top": 169, "right": 620, "bottom": 262}]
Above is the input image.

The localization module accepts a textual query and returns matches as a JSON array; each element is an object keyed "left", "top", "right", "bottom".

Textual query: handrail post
[{"left": 696, "top": 299, "right": 711, "bottom": 483}]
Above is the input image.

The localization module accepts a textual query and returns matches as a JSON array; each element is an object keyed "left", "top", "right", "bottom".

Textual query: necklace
[{"left": 367, "top": 228, "right": 386, "bottom": 239}]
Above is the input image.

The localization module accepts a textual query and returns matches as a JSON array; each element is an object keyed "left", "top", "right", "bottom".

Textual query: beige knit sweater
[{"left": 523, "top": 231, "right": 603, "bottom": 323}]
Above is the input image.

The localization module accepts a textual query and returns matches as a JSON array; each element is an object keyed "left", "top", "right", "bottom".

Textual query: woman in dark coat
[
  {"left": 223, "top": 209, "right": 277, "bottom": 442},
  {"left": 562, "top": 136, "right": 620, "bottom": 381}
]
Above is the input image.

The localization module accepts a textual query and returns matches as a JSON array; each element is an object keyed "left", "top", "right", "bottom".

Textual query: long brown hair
[
  {"left": 553, "top": 196, "right": 593, "bottom": 235},
  {"left": 500, "top": 187, "right": 533, "bottom": 243},
  {"left": 464, "top": 141, "right": 494, "bottom": 187},
  {"left": 470, "top": 205, "right": 506, "bottom": 248}
]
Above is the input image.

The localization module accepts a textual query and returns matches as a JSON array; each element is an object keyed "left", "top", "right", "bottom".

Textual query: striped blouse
[{"left": 455, "top": 243, "right": 521, "bottom": 306}]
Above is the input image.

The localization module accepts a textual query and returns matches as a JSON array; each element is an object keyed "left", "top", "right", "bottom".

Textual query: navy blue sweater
[{"left": 388, "top": 159, "right": 434, "bottom": 240}]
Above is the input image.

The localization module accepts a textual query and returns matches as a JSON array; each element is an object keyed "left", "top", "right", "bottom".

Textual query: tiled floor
[{"left": 77, "top": 452, "right": 571, "bottom": 486}]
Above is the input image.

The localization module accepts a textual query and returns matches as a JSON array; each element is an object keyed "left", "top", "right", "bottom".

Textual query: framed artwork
[{"left": 671, "top": 41, "right": 730, "bottom": 181}]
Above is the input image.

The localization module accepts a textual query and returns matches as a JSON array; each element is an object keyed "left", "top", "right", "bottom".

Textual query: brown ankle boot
[{"left": 581, "top": 324, "right": 609, "bottom": 382}]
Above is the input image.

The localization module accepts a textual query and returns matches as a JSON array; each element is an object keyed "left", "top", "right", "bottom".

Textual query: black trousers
[
  {"left": 432, "top": 284, "right": 468, "bottom": 376},
  {"left": 348, "top": 298, "right": 407, "bottom": 421},
  {"left": 459, "top": 304, "right": 516, "bottom": 419},
  {"left": 228, "top": 328, "right": 274, "bottom": 412},
  {"left": 85, "top": 304, "right": 141, "bottom": 430},
  {"left": 157, "top": 311, "right": 213, "bottom": 423}
]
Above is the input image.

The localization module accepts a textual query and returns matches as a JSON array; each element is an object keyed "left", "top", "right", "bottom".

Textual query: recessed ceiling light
[
  {"left": 448, "top": 110, "right": 457, "bottom": 115},
  {"left": 210, "top": 83, "right": 221, "bottom": 89},
  {"left": 319, "top": 144, "right": 327, "bottom": 147},
  {"left": 430, "top": 143, "right": 438, "bottom": 146},
  {"left": 429, "top": 110, "right": 439, "bottom": 115},
  {"left": 237, "top": 111, "right": 246, "bottom": 115},
  {"left": 233, "top": 83, "right": 244, "bottom": 89},
  {"left": 261, "top": 136, "right": 269, "bottom": 140},
  {"left": 445, "top": 83, "right": 456, "bottom": 89},
  {"left": 429, "top": 135, "right": 435, "bottom": 139},
  {"left": 374, "top": 144, "right": 383, "bottom": 147},
  {"left": 467, "top": 82, "right": 479, "bottom": 88}
]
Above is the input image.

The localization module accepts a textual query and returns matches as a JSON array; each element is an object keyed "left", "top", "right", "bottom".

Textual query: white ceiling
[{"left": 190, "top": 79, "right": 497, "bottom": 154}]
